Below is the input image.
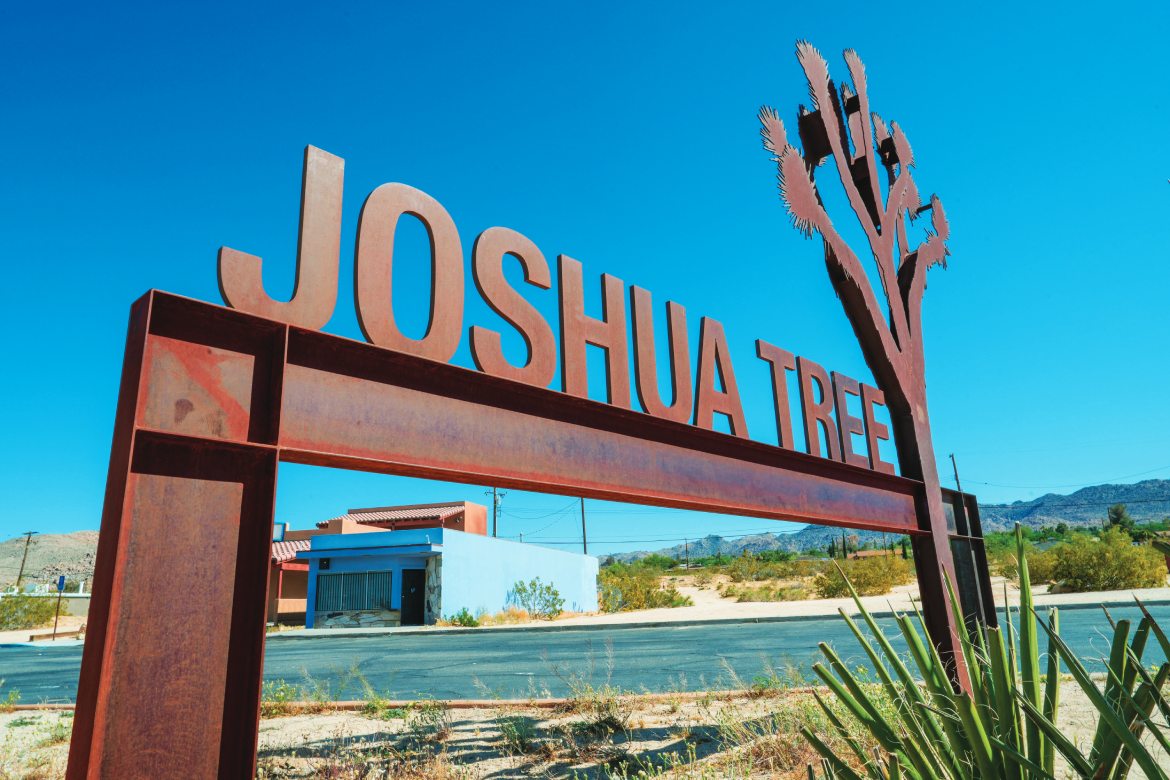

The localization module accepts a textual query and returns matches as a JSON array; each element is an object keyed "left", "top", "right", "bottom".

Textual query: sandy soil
[{"left": 4, "top": 681, "right": 1166, "bottom": 779}]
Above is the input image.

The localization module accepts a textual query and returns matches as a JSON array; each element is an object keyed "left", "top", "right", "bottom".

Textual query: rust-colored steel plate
[
  {"left": 138, "top": 335, "right": 257, "bottom": 441},
  {"left": 279, "top": 356, "right": 919, "bottom": 533},
  {"left": 95, "top": 471, "right": 243, "bottom": 777}
]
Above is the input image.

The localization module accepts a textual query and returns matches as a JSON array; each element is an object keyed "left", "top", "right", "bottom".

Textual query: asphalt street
[{"left": 3, "top": 602, "right": 1166, "bottom": 704}]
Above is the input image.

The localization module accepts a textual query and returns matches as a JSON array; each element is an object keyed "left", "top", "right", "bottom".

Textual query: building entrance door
[{"left": 401, "top": 569, "right": 426, "bottom": 625}]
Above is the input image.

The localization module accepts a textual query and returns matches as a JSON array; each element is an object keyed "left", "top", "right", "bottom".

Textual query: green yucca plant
[{"left": 806, "top": 523, "right": 1170, "bottom": 779}]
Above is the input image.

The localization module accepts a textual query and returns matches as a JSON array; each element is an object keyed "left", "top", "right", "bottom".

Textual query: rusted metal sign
[{"left": 67, "top": 43, "right": 992, "bottom": 778}]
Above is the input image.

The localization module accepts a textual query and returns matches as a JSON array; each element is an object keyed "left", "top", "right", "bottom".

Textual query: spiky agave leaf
[
  {"left": 779, "top": 146, "right": 824, "bottom": 238},
  {"left": 758, "top": 105, "right": 788, "bottom": 155}
]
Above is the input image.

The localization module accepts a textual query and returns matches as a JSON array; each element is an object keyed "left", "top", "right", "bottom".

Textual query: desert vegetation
[
  {"left": 987, "top": 506, "right": 1169, "bottom": 592},
  {"left": 0, "top": 593, "right": 57, "bottom": 631}
]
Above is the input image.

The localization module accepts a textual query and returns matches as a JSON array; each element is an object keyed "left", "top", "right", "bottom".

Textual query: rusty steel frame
[{"left": 66, "top": 289, "right": 990, "bottom": 778}]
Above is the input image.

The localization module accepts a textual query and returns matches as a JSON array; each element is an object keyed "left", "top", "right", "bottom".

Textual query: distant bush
[
  {"left": 726, "top": 552, "right": 793, "bottom": 583},
  {"left": 0, "top": 594, "right": 57, "bottom": 631},
  {"left": 598, "top": 563, "right": 693, "bottom": 613},
  {"left": 508, "top": 578, "right": 564, "bottom": 619},
  {"left": 1050, "top": 528, "right": 1166, "bottom": 592},
  {"left": 691, "top": 568, "right": 715, "bottom": 588},
  {"left": 446, "top": 607, "right": 479, "bottom": 627},
  {"left": 637, "top": 553, "right": 678, "bottom": 571},
  {"left": 721, "top": 583, "right": 810, "bottom": 602},
  {"left": 993, "top": 545, "right": 1056, "bottom": 584},
  {"left": 812, "top": 556, "right": 914, "bottom": 598}
]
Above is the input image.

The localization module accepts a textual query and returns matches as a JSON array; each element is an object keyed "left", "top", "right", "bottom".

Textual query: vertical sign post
[{"left": 51, "top": 574, "right": 65, "bottom": 641}]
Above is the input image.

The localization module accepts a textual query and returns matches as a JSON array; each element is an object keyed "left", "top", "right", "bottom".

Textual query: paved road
[{"left": 3, "top": 602, "right": 1167, "bottom": 704}]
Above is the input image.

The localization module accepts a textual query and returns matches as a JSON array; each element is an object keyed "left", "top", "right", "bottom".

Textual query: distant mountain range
[
  {"left": 606, "top": 479, "right": 1170, "bottom": 563},
  {"left": 977, "top": 479, "right": 1170, "bottom": 530},
  {"left": 5, "top": 482, "right": 1169, "bottom": 577}
]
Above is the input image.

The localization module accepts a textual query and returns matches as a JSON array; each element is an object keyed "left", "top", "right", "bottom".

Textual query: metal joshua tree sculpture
[{"left": 760, "top": 42, "right": 967, "bottom": 685}]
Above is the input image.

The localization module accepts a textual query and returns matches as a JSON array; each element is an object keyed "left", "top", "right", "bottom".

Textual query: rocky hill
[
  {"left": 0, "top": 531, "right": 99, "bottom": 587},
  {"left": 977, "top": 479, "right": 1170, "bottom": 531},
  {"left": 608, "top": 479, "right": 1170, "bottom": 563}
]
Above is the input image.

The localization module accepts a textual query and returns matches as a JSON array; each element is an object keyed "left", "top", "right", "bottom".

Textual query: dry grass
[{"left": 478, "top": 607, "right": 531, "bottom": 626}]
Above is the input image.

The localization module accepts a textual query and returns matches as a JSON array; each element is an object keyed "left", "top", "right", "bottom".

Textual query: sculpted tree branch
[
  {"left": 759, "top": 42, "right": 968, "bottom": 690},
  {"left": 758, "top": 42, "right": 951, "bottom": 409}
]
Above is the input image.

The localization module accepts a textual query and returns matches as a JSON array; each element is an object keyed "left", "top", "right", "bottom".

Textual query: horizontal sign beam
[{"left": 142, "top": 290, "right": 921, "bottom": 533}]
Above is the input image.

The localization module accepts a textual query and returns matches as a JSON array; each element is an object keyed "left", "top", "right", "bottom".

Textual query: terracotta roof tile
[
  {"left": 272, "top": 539, "right": 312, "bottom": 563},
  {"left": 315, "top": 503, "right": 465, "bottom": 529}
]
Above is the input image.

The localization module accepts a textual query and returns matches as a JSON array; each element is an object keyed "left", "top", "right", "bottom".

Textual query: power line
[
  {"left": 964, "top": 464, "right": 1170, "bottom": 491},
  {"left": 514, "top": 523, "right": 804, "bottom": 542},
  {"left": 981, "top": 496, "right": 1170, "bottom": 510},
  {"left": 500, "top": 499, "right": 579, "bottom": 521},
  {"left": 520, "top": 528, "right": 828, "bottom": 547}
]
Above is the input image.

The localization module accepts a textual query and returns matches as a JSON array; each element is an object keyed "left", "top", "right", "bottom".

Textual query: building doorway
[{"left": 400, "top": 569, "right": 426, "bottom": 625}]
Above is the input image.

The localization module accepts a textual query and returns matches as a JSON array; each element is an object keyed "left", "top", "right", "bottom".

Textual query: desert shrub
[
  {"left": 691, "top": 568, "right": 714, "bottom": 588},
  {"left": 726, "top": 552, "right": 792, "bottom": 582},
  {"left": 0, "top": 594, "right": 57, "bottom": 631},
  {"left": 722, "top": 583, "right": 810, "bottom": 602},
  {"left": 496, "top": 713, "right": 539, "bottom": 755},
  {"left": 259, "top": 679, "right": 302, "bottom": 718},
  {"left": 509, "top": 578, "right": 564, "bottom": 619},
  {"left": 786, "top": 559, "right": 829, "bottom": 578},
  {"left": 598, "top": 564, "right": 693, "bottom": 612},
  {"left": 561, "top": 680, "right": 633, "bottom": 741},
  {"left": 0, "top": 679, "right": 19, "bottom": 712},
  {"left": 637, "top": 553, "right": 678, "bottom": 571},
  {"left": 405, "top": 697, "right": 451, "bottom": 744},
  {"left": 445, "top": 607, "right": 479, "bottom": 627},
  {"left": 993, "top": 545, "right": 1056, "bottom": 584},
  {"left": 39, "top": 713, "right": 72, "bottom": 747},
  {"left": 1051, "top": 527, "right": 1166, "bottom": 592},
  {"left": 812, "top": 556, "right": 914, "bottom": 598}
]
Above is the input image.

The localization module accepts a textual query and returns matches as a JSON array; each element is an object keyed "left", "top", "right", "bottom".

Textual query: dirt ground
[
  {"left": 0, "top": 616, "right": 85, "bottom": 646},
  {"left": 3, "top": 682, "right": 1163, "bottom": 780}
]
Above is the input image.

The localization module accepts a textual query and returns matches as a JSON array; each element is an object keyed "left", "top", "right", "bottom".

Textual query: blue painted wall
[
  {"left": 298, "top": 529, "right": 597, "bottom": 625},
  {"left": 440, "top": 530, "right": 599, "bottom": 618}
]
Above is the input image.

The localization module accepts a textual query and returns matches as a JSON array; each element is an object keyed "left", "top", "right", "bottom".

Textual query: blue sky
[{"left": 2, "top": 2, "right": 1168, "bottom": 555}]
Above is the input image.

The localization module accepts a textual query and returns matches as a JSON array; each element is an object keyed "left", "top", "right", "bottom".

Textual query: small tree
[
  {"left": 508, "top": 578, "right": 564, "bottom": 620},
  {"left": 1105, "top": 502, "right": 1135, "bottom": 534}
]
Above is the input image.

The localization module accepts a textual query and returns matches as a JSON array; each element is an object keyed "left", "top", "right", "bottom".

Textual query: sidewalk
[{"left": 265, "top": 580, "right": 1170, "bottom": 641}]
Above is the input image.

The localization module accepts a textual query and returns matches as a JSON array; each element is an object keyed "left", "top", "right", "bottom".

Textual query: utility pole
[
  {"left": 485, "top": 487, "right": 506, "bottom": 537},
  {"left": 15, "top": 531, "right": 37, "bottom": 588},
  {"left": 684, "top": 539, "right": 690, "bottom": 570},
  {"left": 579, "top": 498, "right": 588, "bottom": 555},
  {"left": 949, "top": 453, "right": 965, "bottom": 496}
]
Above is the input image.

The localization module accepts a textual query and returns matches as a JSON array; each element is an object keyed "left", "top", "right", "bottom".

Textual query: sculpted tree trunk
[{"left": 760, "top": 42, "right": 968, "bottom": 690}]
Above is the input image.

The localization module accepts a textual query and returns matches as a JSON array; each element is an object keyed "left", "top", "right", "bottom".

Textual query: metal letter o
[{"left": 354, "top": 183, "right": 464, "bottom": 362}]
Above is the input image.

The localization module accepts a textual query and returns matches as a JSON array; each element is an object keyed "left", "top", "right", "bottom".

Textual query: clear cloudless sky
[{"left": 2, "top": 1, "right": 1168, "bottom": 556}]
